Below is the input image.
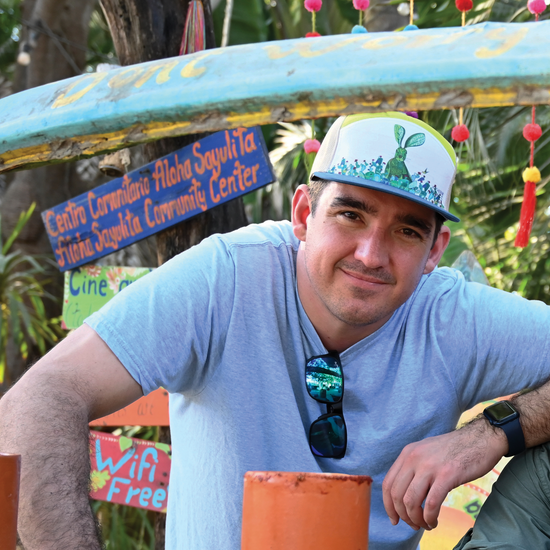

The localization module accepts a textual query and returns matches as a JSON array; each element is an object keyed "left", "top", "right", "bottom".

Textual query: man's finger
[
  {"left": 382, "top": 453, "right": 407, "bottom": 525},
  {"left": 423, "top": 478, "right": 455, "bottom": 529},
  {"left": 387, "top": 467, "right": 419, "bottom": 530},
  {"left": 403, "top": 476, "right": 433, "bottom": 531}
]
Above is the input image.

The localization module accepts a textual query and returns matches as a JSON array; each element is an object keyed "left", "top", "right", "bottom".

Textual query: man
[{"left": 1, "top": 111, "right": 550, "bottom": 550}]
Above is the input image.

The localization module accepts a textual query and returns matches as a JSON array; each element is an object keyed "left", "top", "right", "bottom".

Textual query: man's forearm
[
  {"left": 510, "top": 381, "right": 550, "bottom": 448},
  {"left": 0, "top": 372, "right": 103, "bottom": 550}
]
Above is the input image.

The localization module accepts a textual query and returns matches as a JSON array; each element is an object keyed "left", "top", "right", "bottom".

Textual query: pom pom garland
[
  {"left": 305, "top": 31, "right": 321, "bottom": 37},
  {"left": 352, "top": 25, "right": 368, "bottom": 33},
  {"left": 404, "top": 24, "right": 419, "bottom": 30},
  {"left": 455, "top": 0, "right": 473, "bottom": 11},
  {"left": 527, "top": 0, "right": 546, "bottom": 14},
  {"left": 304, "top": 139, "right": 321, "bottom": 154},
  {"left": 405, "top": 111, "right": 419, "bottom": 118},
  {"left": 305, "top": 0, "right": 322, "bottom": 12},
  {"left": 523, "top": 166, "right": 541, "bottom": 184},
  {"left": 353, "top": 0, "right": 370, "bottom": 9},
  {"left": 523, "top": 123, "right": 542, "bottom": 142},
  {"left": 451, "top": 124, "right": 470, "bottom": 142}
]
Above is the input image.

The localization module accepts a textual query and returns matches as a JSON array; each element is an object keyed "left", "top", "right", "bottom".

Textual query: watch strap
[{"left": 500, "top": 416, "right": 526, "bottom": 457}]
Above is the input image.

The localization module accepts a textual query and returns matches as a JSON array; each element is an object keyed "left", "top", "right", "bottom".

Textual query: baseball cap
[{"left": 311, "top": 112, "right": 459, "bottom": 222}]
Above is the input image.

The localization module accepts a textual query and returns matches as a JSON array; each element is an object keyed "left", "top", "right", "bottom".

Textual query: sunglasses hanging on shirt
[{"left": 305, "top": 352, "right": 347, "bottom": 459}]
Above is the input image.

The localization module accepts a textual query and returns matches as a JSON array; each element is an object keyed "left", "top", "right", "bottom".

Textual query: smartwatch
[{"left": 483, "top": 401, "right": 525, "bottom": 457}]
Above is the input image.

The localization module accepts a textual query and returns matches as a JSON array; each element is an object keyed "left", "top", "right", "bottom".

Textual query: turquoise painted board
[{"left": 0, "top": 21, "right": 548, "bottom": 172}]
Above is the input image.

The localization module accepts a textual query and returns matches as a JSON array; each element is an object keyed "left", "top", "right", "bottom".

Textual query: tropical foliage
[{"left": 0, "top": 204, "right": 63, "bottom": 385}]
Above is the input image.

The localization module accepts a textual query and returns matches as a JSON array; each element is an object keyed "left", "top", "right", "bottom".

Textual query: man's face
[{"left": 293, "top": 182, "right": 450, "bottom": 341}]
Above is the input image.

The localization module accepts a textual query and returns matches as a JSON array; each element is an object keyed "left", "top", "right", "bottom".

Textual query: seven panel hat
[{"left": 311, "top": 112, "right": 459, "bottom": 222}]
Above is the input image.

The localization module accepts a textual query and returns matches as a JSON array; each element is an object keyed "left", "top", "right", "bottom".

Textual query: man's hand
[{"left": 382, "top": 418, "right": 508, "bottom": 531}]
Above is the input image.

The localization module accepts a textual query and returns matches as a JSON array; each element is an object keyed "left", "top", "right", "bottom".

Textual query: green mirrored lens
[
  {"left": 309, "top": 415, "right": 346, "bottom": 458},
  {"left": 306, "top": 356, "right": 343, "bottom": 404}
]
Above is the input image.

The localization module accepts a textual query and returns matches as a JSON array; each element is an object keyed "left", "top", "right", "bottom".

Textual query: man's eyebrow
[
  {"left": 329, "top": 196, "right": 378, "bottom": 215},
  {"left": 396, "top": 213, "right": 433, "bottom": 237}
]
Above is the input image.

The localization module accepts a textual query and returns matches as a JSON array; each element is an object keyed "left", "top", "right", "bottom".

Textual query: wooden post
[
  {"left": 241, "top": 471, "right": 372, "bottom": 550},
  {"left": 0, "top": 453, "right": 21, "bottom": 550}
]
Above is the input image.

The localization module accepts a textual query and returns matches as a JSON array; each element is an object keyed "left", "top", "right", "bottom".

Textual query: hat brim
[{"left": 312, "top": 171, "right": 460, "bottom": 223}]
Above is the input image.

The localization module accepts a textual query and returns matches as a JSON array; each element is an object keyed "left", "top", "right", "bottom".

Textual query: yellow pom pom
[{"left": 523, "top": 166, "right": 541, "bottom": 184}]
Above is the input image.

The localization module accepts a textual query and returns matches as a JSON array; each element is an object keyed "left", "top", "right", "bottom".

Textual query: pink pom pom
[
  {"left": 528, "top": 0, "right": 546, "bottom": 14},
  {"left": 523, "top": 123, "right": 542, "bottom": 142},
  {"left": 451, "top": 124, "right": 469, "bottom": 142},
  {"left": 305, "top": 31, "right": 321, "bottom": 37},
  {"left": 304, "top": 139, "right": 321, "bottom": 154},
  {"left": 304, "top": 0, "right": 322, "bottom": 12},
  {"left": 353, "top": 0, "right": 370, "bottom": 10},
  {"left": 455, "top": 0, "right": 473, "bottom": 11}
]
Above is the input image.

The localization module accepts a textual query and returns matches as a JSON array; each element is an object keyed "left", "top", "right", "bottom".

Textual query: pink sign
[{"left": 90, "top": 431, "right": 171, "bottom": 512}]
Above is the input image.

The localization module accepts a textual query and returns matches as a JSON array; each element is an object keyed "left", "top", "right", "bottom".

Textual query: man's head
[{"left": 292, "top": 113, "right": 455, "bottom": 348}]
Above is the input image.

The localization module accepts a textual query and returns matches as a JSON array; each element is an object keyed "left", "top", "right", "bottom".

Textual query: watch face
[{"left": 486, "top": 401, "right": 517, "bottom": 423}]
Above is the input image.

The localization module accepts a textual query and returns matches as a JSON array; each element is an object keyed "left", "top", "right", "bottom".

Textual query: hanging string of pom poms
[
  {"left": 514, "top": 0, "right": 546, "bottom": 248},
  {"left": 450, "top": 0, "right": 474, "bottom": 143}
]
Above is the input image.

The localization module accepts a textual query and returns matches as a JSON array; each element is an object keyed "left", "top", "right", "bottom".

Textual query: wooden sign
[
  {"left": 90, "top": 431, "right": 171, "bottom": 512},
  {"left": 43, "top": 127, "right": 275, "bottom": 271},
  {"left": 89, "top": 388, "right": 169, "bottom": 427},
  {"left": 63, "top": 265, "right": 154, "bottom": 329}
]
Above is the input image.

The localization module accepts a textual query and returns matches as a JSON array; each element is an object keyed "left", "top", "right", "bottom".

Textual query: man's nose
[{"left": 354, "top": 229, "right": 389, "bottom": 268}]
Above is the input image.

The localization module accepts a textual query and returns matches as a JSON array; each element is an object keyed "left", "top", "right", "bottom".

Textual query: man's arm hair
[
  {"left": 0, "top": 325, "right": 143, "bottom": 550},
  {"left": 510, "top": 380, "right": 550, "bottom": 447}
]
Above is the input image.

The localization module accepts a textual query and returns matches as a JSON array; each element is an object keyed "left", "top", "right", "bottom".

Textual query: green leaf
[{"left": 119, "top": 436, "right": 133, "bottom": 453}]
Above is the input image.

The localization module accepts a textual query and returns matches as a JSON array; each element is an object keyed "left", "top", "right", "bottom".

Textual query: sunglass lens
[
  {"left": 305, "top": 356, "right": 343, "bottom": 403},
  {"left": 309, "top": 415, "right": 346, "bottom": 458}
]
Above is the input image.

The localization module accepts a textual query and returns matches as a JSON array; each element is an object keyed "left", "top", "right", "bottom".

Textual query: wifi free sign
[{"left": 42, "top": 127, "right": 275, "bottom": 271}]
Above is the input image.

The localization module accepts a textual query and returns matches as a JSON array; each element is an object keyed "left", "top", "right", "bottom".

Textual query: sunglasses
[{"left": 305, "top": 352, "right": 347, "bottom": 459}]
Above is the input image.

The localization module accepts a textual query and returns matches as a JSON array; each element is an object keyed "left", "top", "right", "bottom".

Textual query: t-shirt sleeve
[
  {"left": 85, "top": 235, "right": 235, "bottom": 396},
  {"left": 421, "top": 268, "right": 550, "bottom": 410}
]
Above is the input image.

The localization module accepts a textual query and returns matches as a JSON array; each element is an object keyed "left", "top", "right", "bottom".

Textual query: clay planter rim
[{"left": 244, "top": 470, "right": 373, "bottom": 485}]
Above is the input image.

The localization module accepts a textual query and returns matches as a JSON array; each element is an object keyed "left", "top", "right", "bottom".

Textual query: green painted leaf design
[
  {"left": 155, "top": 442, "right": 172, "bottom": 459},
  {"left": 119, "top": 436, "right": 133, "bottom": 452},
  {"left": 394, "top": 125, "right": 405, "bottom": 146},
  {"left": 404, "top": 133, "right": 426, "bottom": 148}
]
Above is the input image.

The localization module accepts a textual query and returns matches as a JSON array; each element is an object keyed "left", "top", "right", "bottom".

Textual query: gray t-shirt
[{"left": 87, "top": 220, "right": 550, "bottom": 550}]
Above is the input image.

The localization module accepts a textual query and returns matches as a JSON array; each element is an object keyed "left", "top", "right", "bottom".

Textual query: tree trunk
[{"left": 99, "top": 1, "right": 248, "bottom": 547}]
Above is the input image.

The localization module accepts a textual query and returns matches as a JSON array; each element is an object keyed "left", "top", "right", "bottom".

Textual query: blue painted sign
[{"left": 42, "top": 127, "right": 275, "bottom": 271}]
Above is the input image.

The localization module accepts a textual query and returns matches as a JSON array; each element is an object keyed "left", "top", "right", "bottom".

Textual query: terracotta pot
[
  {"left": 0, "top": 453, "right": 21, "bottom": 550},
  {"left": 241, "top": 471, "right": 372, "bottom": 550}
]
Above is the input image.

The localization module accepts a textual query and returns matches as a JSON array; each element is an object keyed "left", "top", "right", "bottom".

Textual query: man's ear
[
  {"left": 292, "top": 184, "right": 312, "bottom": 242},
  {"left": 423, "top": 225, "right": 451, "bottom": 274}
]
